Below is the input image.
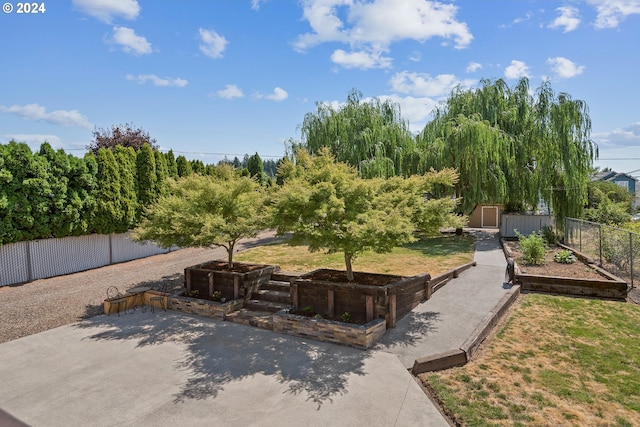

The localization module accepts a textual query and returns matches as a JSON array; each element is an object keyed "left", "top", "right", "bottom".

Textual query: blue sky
[{"left": 1, "top": 0, "right": 639, "bottom": 176}]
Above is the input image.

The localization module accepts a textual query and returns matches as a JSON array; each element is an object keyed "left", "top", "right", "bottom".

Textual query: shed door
[{"left": 481, "top": 206, "right": 498, "bottom": 228}]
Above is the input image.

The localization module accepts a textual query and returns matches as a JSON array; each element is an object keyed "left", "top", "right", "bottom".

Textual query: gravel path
[{"left": 0, "top": 231, "right": 280, "bottom": 344}]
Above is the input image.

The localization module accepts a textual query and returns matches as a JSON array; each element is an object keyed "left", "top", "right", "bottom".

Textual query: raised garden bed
[
  {"left": 291, "top": 268, "right": 431, "bottom": 328},
  {"left": 185, "top": 261, "right": 278, "bottom": 302},
  {"left": 503, "top": 241, "right": 628, "bottom": 300}
]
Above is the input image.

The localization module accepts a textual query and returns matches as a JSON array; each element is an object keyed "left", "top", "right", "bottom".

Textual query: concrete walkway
[{"left": 0, "top": 230, "right": 509, "bottom": 427}]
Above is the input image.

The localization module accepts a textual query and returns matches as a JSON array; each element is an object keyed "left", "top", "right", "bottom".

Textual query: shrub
[
  {"left": 516, "top": 230, "right": 547, "bottom": 265},
  {"left": 541, "top": 225, "right": 558, "bottom": 245},
  {"left": 211, "top": 291, "right": 222, "bottom": 301},
  {"left": 340, "top": 312, "right": 353, "bottom": 323},
  {"left": 553, "top": 250, "right": 576, "bottom": 264}
]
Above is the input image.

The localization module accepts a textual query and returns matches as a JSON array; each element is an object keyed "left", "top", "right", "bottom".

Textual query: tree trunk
[
  {"left": 345, "top": 253, "right": 354, "bottom": 282},
  {"left": 227, "top": 242, "right": 235, "bottom": 270}
]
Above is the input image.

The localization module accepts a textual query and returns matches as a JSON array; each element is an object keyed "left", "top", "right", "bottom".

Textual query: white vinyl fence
[
  {"left": 500, "top": 214, "right": 553, "bottom": 238},
  {"left": 0, "top": 233, "right": 171, "bottom": 287}
]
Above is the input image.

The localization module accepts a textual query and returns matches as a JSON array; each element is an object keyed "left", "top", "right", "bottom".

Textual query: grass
[
  {"left": 234, "top": 234, "right": 475, "bottom": 277},
  {"left": 423, "top": 294, "right": 640, "bottom": 426}
]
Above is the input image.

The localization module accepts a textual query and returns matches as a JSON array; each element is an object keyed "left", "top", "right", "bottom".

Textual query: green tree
[
  {"left": 271, "top": 148, "right": 461, "bottom": 281},
  {"left": 66, "top": 153, "right": 96, "bottom": 235},
  {"left": 190, "top": 159, "right": 205, "bottom": 175},
  {"left": 133, "top": 173, "right": 269, "bottom": 269},
  {"left": 584, "top": 188, "right": 631, "bottom": 225},
  {"left": 1, "top": 141, "right": 52, "bottom": 242},
  {"left": 154, "top": 150, "right": 169, "bottom": 196},
  {"left": 114, "top": 146, "right": 138, "bottom": 230},
  {"left": 135, "top": 143, "right": 157, "bottom": 210},
  {"left": 165, "top": 149, "right": 179, "bottom": 178},
  {"left": 176, "top": 155, "right": 192, "bottom": 177},
  {"left": 419, "top": 78, "right": 597, "bottom": 227},
  {"left": 37, "top": 143, "right": 74, "bottom": 237},
  {"left": 587, "top": 180, "right": 634, "bottom": 213},
  {"left": 91, "top": 148, "right": 122, "bottom": 234},
  {"left": 87, "top": 123, "right": 158, "bottom": 154},
  {"left": 301, "top": 89, "right": 417, "bottom": 178},
  {"left": 247, "top": 152, "right": 265, "bottom": 184}
]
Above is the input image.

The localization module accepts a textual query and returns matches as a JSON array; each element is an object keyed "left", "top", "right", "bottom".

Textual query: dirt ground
[
  {"left": 503, "top": 241, "right": 610, "bottom": 280},
  {"left": 0, "top": 232, "right": 280, "bottom": 344}
]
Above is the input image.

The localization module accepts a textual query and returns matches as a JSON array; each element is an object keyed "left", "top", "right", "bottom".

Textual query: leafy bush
[
  {"left": 541, "top": 225, "right": 559, "bottom": 245},
  {"left": 340, "top": 312, "right": 353, "bottom": 323},
  {"left": 211, "top": 291, "right": 222, "bottom": 301},
  {"left": 516, "top": 230, "right": 547, "bottom": 265},
  {"left": 553, "top": 250, "right": 576, "bottom": 264}
]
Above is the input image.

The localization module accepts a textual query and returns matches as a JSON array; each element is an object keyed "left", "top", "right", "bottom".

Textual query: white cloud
[
  {"left": 549, "top": 6, "right": 581, "bottom": 32},
  {"left": 330, "top": 49, "right": 392, "bottom": 69},
  {"left": 257, "top": 87, "right": 288, "bottom": 102},
  {"left": 587, "top": 0, "right": 640, "bottom": 29},
  {"left": 593, "top": 122, "right": 640, "bottom": 148},
  {"left": 547, "top": 57, "right": 585, "bottom": 78},
  {"left": 379, "top": 95, "right": 438, "bottom": 132},
  {"left": 72, "top": 0, "right": 140, "bottom": 23},
  {"left": 390, "top": 71, "right": 475, "bottom": 97},
  {"left": 2, "top": 134, "right": 62, "bottom": 147},
  {"left": 126, "top": 74, "right": 188, "bottom": 87},
  {"left": 466, "top": 62, "right": 482, "bottom": 73},
  {"left": 111, "top": 26, "right": 152, "bottom": 55},
  {"left": 199, "top": 29, "right": 228, "bottom": 59},
  {"left": 0, "top": 104, "right": 93, "bottom": 129},
  {"left": 294, "top": 0, "right": 472, "bottom": 69},
  {"left": 251, "top": 0, "right": 268, "bottom": 10},
  {"left": 217, "top": 84, "right": 244, "bottom": 99},
  {"left": 408, "top": 51, "right": 421, "bottom": 62},
  {"left": 504, "top": 60, "right": 530, "bottom": 79}
]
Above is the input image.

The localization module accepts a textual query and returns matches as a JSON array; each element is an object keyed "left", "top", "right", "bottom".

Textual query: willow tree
[
  {"left": 419, "top": 77, "right": 597, "bottom": 225},
  {"left": 300, "top": 89, "right": 419, "bottom": 178},
  {"left": 271, "top": 148, "right": 461, "bottom": 281}
]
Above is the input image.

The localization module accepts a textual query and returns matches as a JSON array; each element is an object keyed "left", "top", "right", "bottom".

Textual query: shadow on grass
[{"left": 74, "top": 311, "right": 369, "bottom": 408}]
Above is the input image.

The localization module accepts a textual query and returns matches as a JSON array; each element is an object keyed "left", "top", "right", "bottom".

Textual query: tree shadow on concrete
[
  {"left": 374, "top": 310, "right": 441, "bottom": 350},
  {"left": 74, "top": 311, "right": 369, "bottom": 409}
]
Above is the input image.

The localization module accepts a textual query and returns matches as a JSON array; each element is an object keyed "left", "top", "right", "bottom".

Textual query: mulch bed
[{"left": 304, "top": 269, "right": 403, "bottom": 286}]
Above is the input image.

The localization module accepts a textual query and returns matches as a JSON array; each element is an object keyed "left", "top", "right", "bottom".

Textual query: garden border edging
[{"left": 411, "top": 284, "right": 520, "bottom": 375}]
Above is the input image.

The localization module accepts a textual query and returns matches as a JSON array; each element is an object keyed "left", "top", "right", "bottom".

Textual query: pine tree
[
  {"left": 114, "top": 146, "right": 138, "bottom": 230},
  {"left": 176, "top": 155, "right": 192, "bottom": 177},
  {"left": 92, "top": 148, "right": 122, "bottom": 234},
  {"left": 165, "top": 149, "right": 179, "bottom": 178},
  {"left": 135, "top": 144, "right": 157, "bottom": 212}
]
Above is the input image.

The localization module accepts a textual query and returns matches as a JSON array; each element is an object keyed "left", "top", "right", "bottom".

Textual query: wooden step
[
  {"left": 245, "top": 299, "right": 289, "bottom": 313},
  {"left": 270, "top": 271, "right": 303, "bottom": 282},
  {"left": 253, "top": 289, "right": 290, "bottom": 304},
  {"left": 225, "top": 309, "right": 274, "bottom": 330},
  {"left": 260, "top": 280, "right": 290, "bottom": 292}
]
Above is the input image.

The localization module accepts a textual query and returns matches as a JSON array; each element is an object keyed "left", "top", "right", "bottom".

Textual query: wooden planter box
[
  {"left": 516, "top": 271, "right": 628, "bottom": 299},
  {"left": 185, "top": 261, "right": 278, "bottom": 303},
  {"left": 291, "top": 269, "right": 431, "bottom": 328},
  {"left": 273, "top": 308, "right": 387, "bottom": 349},
  {"left": 104, "top": 290, "right": 169, "bottom": 315}
]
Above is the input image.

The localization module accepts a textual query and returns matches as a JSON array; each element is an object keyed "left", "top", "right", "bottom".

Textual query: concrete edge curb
[{"left": 411, "top": 284, "right": 521, "bottom": 375}]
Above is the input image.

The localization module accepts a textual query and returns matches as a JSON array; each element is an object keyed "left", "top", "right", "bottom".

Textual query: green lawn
[
  {"left": 423, "top": 294, "right": 640, "bottom": 427},
  {"left": 235, "top": 234, "right": 475, "bottom": 277}
]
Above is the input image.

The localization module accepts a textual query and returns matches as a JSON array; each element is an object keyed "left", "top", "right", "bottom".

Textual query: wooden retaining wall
[{"left": 185, "top": 262, "right": 278, "bottom": 302}]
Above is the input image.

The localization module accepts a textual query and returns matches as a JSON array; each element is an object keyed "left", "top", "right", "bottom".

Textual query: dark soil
[
  {"left": 197, "top": 261, "right": 269, "bottom": 272},
  {"left": 304, "top": 269, "right": 403, "bottom": 286}
]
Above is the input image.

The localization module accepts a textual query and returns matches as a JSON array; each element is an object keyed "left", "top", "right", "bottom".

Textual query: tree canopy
[
  {"left": 87, "top": 123, "right": 158, "bottom": 154},
  {"left": 271, "top": 148, "right": 462, "bottom": 281},
  {"left": 133, "top": 173, "right": 269, "bottom": 268}
]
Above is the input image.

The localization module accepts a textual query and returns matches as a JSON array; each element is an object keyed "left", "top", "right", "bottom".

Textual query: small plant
[
  {"left": 553, "top": 250, "right": 576, "bottom": 264},
  {"left": 540, "top": 225, "right": 558, "bottom": 245},
  {"left": 188, "top": 289, "right": 199, "bottom": 298},
  {"left": 302, "top": 305, "right": 314, "bottom": 316},
  {"left": 313, "top": 314, "right": 323, "bottom": 320},
  {"left": 515, "top": 230, "right": 547, "bottom": 265},
  {"left": 340, "top": 312, "right": 353, "bottom": 323},
  {"left": 211, "top": 290, "right": 222, "bottom": 301}
]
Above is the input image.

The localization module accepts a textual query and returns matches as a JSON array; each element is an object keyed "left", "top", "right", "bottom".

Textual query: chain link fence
[{"left": 564, "top": 218, "right": 638, "bottom": 289}]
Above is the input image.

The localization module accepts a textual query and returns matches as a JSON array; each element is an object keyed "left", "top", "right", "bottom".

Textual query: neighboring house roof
[{"left": 592, "top": 170, "right": 638, "bottom": 183}]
